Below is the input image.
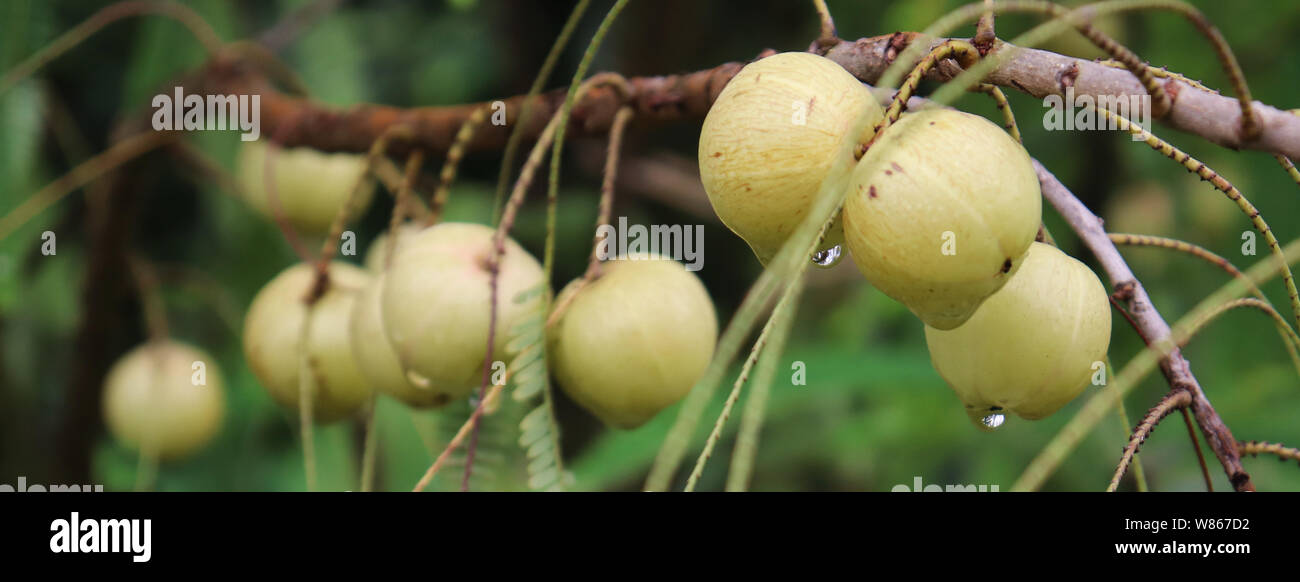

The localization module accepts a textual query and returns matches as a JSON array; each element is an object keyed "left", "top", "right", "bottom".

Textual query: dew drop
[
  {"left": 981, "top": 413, "right": 1005, "bottom": 430},
  {"left": 811, "top": 245, "right": 843, "bottom": 268}
]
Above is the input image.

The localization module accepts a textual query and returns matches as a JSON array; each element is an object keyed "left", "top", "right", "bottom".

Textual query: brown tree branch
[
  {"left": 197, "top": 32, "right": 1300, "bottom": 160},
  {"left": 827, "top": 35, "right": 1300, "bottom": 158},
  {"left": 1035, "top": 160, "right": 1254, "bottom": 492}
]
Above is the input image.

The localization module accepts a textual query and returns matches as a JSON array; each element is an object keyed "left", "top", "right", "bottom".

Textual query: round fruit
[
  {"left": 381, "top": 222, "right": 545, "bottom": 399},
  {"left": 842, "top": 108, "right": 1042, "bottom": 330},
  {"left": 243, "top": 262, "right": 374, "bottom": 423},
  {"left": 363, "top": 222, "right": 424, "bottom": 272},
  {"left": 349, "top": 273, "right": 451, "bottom": 408},
  {"left": 236, "top": 140, "right": 376, "bottom": 235},
  {"left": 102, "top": 340, "right": 225, "bottom": 460},
  {"left": 548, "top": 255, "right": 718, "bottom": 429},
  {"left": 924, "top": 243, "right": 1111, "bottom": 428},
  {"left": 699, "top": 51, "right": 884, "bottom": 265}
]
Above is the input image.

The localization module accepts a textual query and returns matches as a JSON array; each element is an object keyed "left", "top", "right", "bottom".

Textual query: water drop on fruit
[
  {"left": 811, "top": 245, "right": 843, "bottom": 268},
  {"left": 981, "top": 413, "right": 1005, "bottom": 430}
]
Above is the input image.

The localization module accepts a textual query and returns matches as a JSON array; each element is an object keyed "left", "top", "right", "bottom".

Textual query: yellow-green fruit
[
  {"left": 236, "top": 140, "right": 375, "bottom": 234},
  {"left": 699, "top": 51, "right": 884, "bottom": 265},
  {"left": 924, "top": 243, "right": 1111, "bottom": 429},
  {"left": 363, "top": 223, "right": 424, "bottom": 272},
  {"left": 842, "top": 109, "right": 1042, "bottom": 330},
  {"left": 381, "top": 222, "right": 544, "bottom": 399},
  {"left": 243, "top": 262, "right": 374, "bottom": 423},
  {"left": 350, "top": 274, "right": 451, "bottom": 408},
  {"left": 102, "top": 340, "right": 225, "bottom": 460},
  {"left": 548, "top": 255, "right": 718, "bottom": 429}
]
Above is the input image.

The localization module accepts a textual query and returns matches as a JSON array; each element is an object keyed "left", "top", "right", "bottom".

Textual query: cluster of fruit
[
  {"left": 698, "top": 52, "right": 1112, "bottom": 430},
  {"left": 103, "top": 138, "right": 720, "bottom": 462}
]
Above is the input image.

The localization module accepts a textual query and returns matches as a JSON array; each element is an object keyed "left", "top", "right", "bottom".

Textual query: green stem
[{"left": 490, "top": 0, "right": 593, "bottom": 224}]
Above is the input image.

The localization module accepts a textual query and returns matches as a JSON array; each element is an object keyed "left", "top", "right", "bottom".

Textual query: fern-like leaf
[{"left": 507, "top": 282, "right": 571, "bottom": 491}]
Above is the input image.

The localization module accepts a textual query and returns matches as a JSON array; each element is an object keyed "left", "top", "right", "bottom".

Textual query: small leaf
[
  {"left": 518, "top": 417, "right": 548, "bottom": 448},
  {"left": 520, "top": 404, "right": 549, "bottom": 432},
  {"left": 512, "top": 376, "right": 544, "bottom": 401},
  {"left": 506, "top": 327, "right": 544, "bottom": 356},
  {"left": 513, "top": 283, "right": 548, "bottom": 304},
  {"left": 528, "top": 466, "right": 559, "bottom": 490},
  {"left": 527, "top": 437, "right": 555, "bottom": 460},
  {"left": 527, "top": 453, "right": 555, "bottom": 476}
]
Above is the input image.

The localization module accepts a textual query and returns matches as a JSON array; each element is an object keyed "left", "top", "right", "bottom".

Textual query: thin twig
[
  {"left": 725, "top": 275, "right": 806, "bottom": 492},
  {"left": 810, "top": 0, "right": 838, "bottom": 52},
  {"left": 686, "top": 279, "right": 802, "bottom": 491},
  {"left": 1238, "top": 440, "right": 1300, "bottom": 465},
  {"left": 546, "top": 105, "right": 635, "bottom": 328},
  {"left": 384, "top": 151, "right": 424, "bottom": 269},
  {"left": 491, "top": 0, "right": 593, "bottom": 224},
  {"left": 1093, "top": 105, "right": 1300, "bottom": 334},
  {"left": 1181, "top": 408, "right": 1214, "bottom": 492},
  {"left": 1107, "top": 390, "right": 1191, "bottom": 492},
  {"left": 974, "top": 0, "right": 996, "bottom": 55},
  {"left": 428, "top": 107, "right": 489, "bottom": 226},
  {"left": 0, "top": 0, "right": 222, "bottom": 95},
  {"left": 411, "top": 384, "right": 505, "bottom": 492},
  {"left": 0, "top": 131, "right": 171, "bottom": 241}
]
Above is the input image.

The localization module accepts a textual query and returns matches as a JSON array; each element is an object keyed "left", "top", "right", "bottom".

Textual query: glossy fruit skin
[
  {"left": 699, "top": 52, "right": 884, "bottom": 265},
  {"left": 350, "top": 273, "right": 451, "bottom": 408},
  {"left": 381, "top": 222, "right": 544, "bottom": 400},
  {"left": 236, "top": 140, "right": 375, "bottom": 235},
  {"left": 548, "top": 255, "right": 718, "bottom": 429},
  {"left": 243, "top": 262, "right": 374, "bottom": 423},
  {"left": 842, "top": 109, "right": 1042, "bottom": 330},
  {"left": 102, "top": 340, "right": 225, "bottom": 460},
  {"left": 924, "top": 243, "right": 1111, "bottom": 427}
]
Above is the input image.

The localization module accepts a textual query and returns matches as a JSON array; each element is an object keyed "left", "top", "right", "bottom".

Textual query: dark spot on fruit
[
  {"left": 1001, "top": 258, "right": 1013, "bottom": 273},
  {"left": 756, "top": 73, "right": 762, "bottom": 82},
  {"left": 711, "top": 152, "right": 722, "bottom": 158},
  {"left": 929, "top": 121, "right": 936, "bottom": 126},
  {"left": 475, "top": 251, "right": 494, "bottom": 273},
  {"left": 990, "top": 406, "right": 1003, "bottom": 411},
  {"left": 869, "top": 185, "right": 878, "bottom": 198},
  {"left": 884, "top": 169, "right": 892, "bottom": 176},
  {"left": 890, "top": 162, "right": 904, "bottom": 173}
]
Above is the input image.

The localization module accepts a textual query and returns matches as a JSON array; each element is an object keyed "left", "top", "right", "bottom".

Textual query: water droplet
[
  {"left": 811, "top": 245, "right": 843, "bottom": 268},
  {"left": 981, "top": 413, "right": 1005, "bottom": 429}
]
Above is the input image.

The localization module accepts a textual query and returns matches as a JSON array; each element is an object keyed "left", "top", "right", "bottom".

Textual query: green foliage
[{"left": 2, "top": 0, "right": 1300, "bottom": 492}]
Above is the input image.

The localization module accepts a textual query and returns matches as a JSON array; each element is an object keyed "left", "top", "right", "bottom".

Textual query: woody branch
[{"left": 192, "top": 34, "right": 1300, "bottom": 159}]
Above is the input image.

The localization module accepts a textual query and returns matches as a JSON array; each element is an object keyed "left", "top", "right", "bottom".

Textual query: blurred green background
[{"left": 2, "top": 0, "right": 1298, "bottom": 492}]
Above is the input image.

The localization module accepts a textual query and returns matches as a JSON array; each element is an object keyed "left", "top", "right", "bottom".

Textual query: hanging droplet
[
  {"left": 811, "top": 245, "right": 843, "bottom": 268},
  {"left": 980, "top": 413, "right": 1005, "bottom": 430}
]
